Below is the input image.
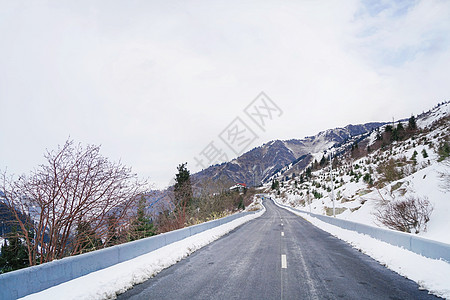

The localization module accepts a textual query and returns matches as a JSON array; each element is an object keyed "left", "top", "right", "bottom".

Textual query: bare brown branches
[
  {"left": 1, "top": 139, "right": 147, "bottom": 265},
  {"left": 374, "top": 196, "right": 433, "bottom": 234}
]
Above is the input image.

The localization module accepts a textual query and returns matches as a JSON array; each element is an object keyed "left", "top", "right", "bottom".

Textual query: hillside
[
  {"left": 191, "top": 122, "right": 386, "bottom": 188},
  {"left": 269, "top": 102, "right": 450, "bottom": 244}
]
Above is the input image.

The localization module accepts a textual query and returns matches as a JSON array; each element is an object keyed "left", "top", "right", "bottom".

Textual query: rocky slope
[{"left": 191, "top": 122, "right": 386, "bottom": 187}]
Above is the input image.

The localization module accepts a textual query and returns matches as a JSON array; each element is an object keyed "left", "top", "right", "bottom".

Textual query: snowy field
[
  {"left": 275, "top": 200, "right": 450, "bottom": 299},
  {"left": 20, "top": 206, "right": 265, "bottom": 300}
]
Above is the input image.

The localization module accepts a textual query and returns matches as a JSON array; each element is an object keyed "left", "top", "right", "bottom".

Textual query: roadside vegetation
[
  {"left": 0, "top": 140, "right": 256, "bottom": 273},
  {"left": 270, "top": 102, "right": 449, "bottom": 236}
]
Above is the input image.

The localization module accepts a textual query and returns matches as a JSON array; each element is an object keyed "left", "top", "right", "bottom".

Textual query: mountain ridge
[{"left": 191, "top": 121, "right": 387, "bottom": 188}]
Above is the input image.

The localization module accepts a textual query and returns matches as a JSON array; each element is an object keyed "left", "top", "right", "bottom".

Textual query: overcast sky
[{"left": 1, "top": 0, "right": 450, "bottom": 188}]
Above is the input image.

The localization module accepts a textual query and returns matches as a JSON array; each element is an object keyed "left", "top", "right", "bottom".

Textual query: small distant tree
[
  {"left": 376, "top": 128, "right": 383, "bottom": 141},
  {"left": 422, "top": 149, "right": 428, "bottom": 158},
  {"left": 299, "top": 174, "right": 304, "bottom": 184},
  {"left": 271, "top": 180, "right": 280, "bottom": 190},
  {"left": 0, "top": 228, "right": 29, "bottom": 273},
  {"left": 437, "top": 142, "right": 450, "bottom": 162},
  {"left": 319, "top": 155, "right": 326, "bottom": 167},
  {"left": 312, "top": 159, "right": 319, "bottom": 170},
  {"left": 173, "top": 163, "right": 193, "bottom": 228},
  {"left": 411, "top": 150, "right": 418, "bottom": 165},
  {"left": 363, "top": 173, "right": 373, "bottom": 185},
  {"left": 305, "top": 167, "right": 312, "bottom": 178},
  {"left": 376, "top": 158, "right": 402, "bottom": 184},
  {"left": 129, "top": 196, "right": 156, "bottom": 241},
  {"left": 408, "top": 115, "right": 417, "bottom": 131},
  {"left": 237, "top": 195, "right": 245, "bottom": 210}
]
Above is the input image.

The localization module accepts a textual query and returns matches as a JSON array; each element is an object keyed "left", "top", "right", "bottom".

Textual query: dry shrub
[
  {"left": 376, "top": 158, "right": 403, "bottom": 186},
  {"left": 374, "top": 196, "right": 433, "bottom": 234}
]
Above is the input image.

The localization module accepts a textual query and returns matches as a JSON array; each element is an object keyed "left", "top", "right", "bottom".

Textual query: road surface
[{"left": 118, "top": 198, "right": 438, "bottom": 299}]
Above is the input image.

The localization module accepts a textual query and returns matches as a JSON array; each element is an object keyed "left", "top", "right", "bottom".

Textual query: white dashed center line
[{"left": 281, "top": 255, "right": 287, "bottom": 269}]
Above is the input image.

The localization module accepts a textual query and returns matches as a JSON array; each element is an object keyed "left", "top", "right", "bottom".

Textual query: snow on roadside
[
  {"left": 20, "top": 206, "right": 266, "bottom": 300},
  {"left": 276, "top": 202, "right": 450, "bottom": 299}
]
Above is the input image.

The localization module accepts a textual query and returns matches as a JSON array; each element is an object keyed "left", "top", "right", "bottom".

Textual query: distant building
[{"left": 229, "top": 183, "right": 247, "bottom": 193}]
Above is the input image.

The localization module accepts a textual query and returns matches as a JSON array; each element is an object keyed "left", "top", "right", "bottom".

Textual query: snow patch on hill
[{"left": 270, "top": 101, "right": 450, "bottom": 244}]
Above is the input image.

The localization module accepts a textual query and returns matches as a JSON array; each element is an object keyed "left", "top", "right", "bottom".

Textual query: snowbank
[
  {"left": 278, "top": 203, "right": 450, "bottom": 299},
  {"left": 20, "top": 206, "right": 265, "bottom": 300}
]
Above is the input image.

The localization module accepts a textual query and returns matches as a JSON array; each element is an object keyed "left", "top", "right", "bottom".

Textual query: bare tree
[
  {"left": 374, "top": 196, "right": 433, "bottom": 234},
  {"left": 1, "top": 140, "right": 147, "bottom": 265}
]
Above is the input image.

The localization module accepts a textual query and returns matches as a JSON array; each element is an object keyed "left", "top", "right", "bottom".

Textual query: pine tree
[
  {"left": 271, "top": 180, "right": 280, "bottom": 190},
  {"left": 411, "top": 150, "right": 418, "bottom": 165},
  {"left": 438, "top": 142, "right": 450, "bottom": 162},
  {"left": 129, "top": 196, "right": 156, "bottom": 241},
  {"left": 0, "top": 228, "right": 29, "bottom": 273},
  {"left": 376, "top": 128, "right": 382, "bottom": 141},
  {"left": 319, "top": 155, "right": 326, "bottom": 167},
  {"left": 174, "top": 163, "right": 193, "bottom": 208},
  {"left": 305, "top": 167, "right": 312, "bottom": 178},
  {"left": 408, "top": 115, "right": 417, "bottom": 131}
]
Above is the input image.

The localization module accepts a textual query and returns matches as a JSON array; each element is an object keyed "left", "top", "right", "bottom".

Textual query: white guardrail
[
  {"left": 275, "top": 199, "right": 450, "bottom": 264},
  {"left": 0, "top": 209, "right": 261, "bottom": 300}
]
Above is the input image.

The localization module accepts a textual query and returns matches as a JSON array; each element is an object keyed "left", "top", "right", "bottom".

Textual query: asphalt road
[{"left": 118, "top": 198, "right": 439, "bottom": 299}]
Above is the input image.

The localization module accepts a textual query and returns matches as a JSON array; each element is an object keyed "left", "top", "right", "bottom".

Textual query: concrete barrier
[
  {"left": 0, "top": 209, "right": 261, "bottom": 300},
  {"left": 275, "top": 200, "right": 450, "bottom": 263}
]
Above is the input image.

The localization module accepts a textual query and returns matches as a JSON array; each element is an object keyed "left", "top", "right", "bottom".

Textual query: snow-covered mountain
[
  {"left": 271, "top": 101, "right": 450, "bottom": 244},
  {"left": 191, "top": 122, "right": 386, "bottom": 188}
]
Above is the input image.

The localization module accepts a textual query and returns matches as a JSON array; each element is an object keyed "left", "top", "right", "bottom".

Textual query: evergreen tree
[
  {"left": 319, "top": 155, "right": 326, "bottom": 167},
  {"left": 174, "top": 163, "right": 193, "bottom": 208},
  {"left": 0, "top": 228, "right": 29, "bottom": 273},
  {"left": 376, "top": 128, "right": 382, "bottom": 141},
  {"left": 305, "top": 167, "right": 312, "bottom": 178},
  {"left": 129, "top": 196, "right": 156, "bottom": 241},
  {"left": 271, "top": 180, "right": 280, "bottom": 190},
  {"left": 312, "top": 159, "right": 319, "bottom": 170},
  {"left": 411, "top": 150, "right": 418, "bottom": 165},
  {"left": 438, "top": 142, "right": 450, "bottom": 162},
  {"left": 408, "top": 115, "right": 417, "bottom": 131},
  {"left": 391, "top": 123, "right": 405, "bottom": 141},
  {"left": 237, "top": 195, "right": 245, "bottom": 210}
]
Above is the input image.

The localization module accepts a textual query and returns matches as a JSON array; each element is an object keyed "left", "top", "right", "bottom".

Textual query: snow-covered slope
[{"left": 270, "top": 101, "right": 450, "bottom": 244}]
